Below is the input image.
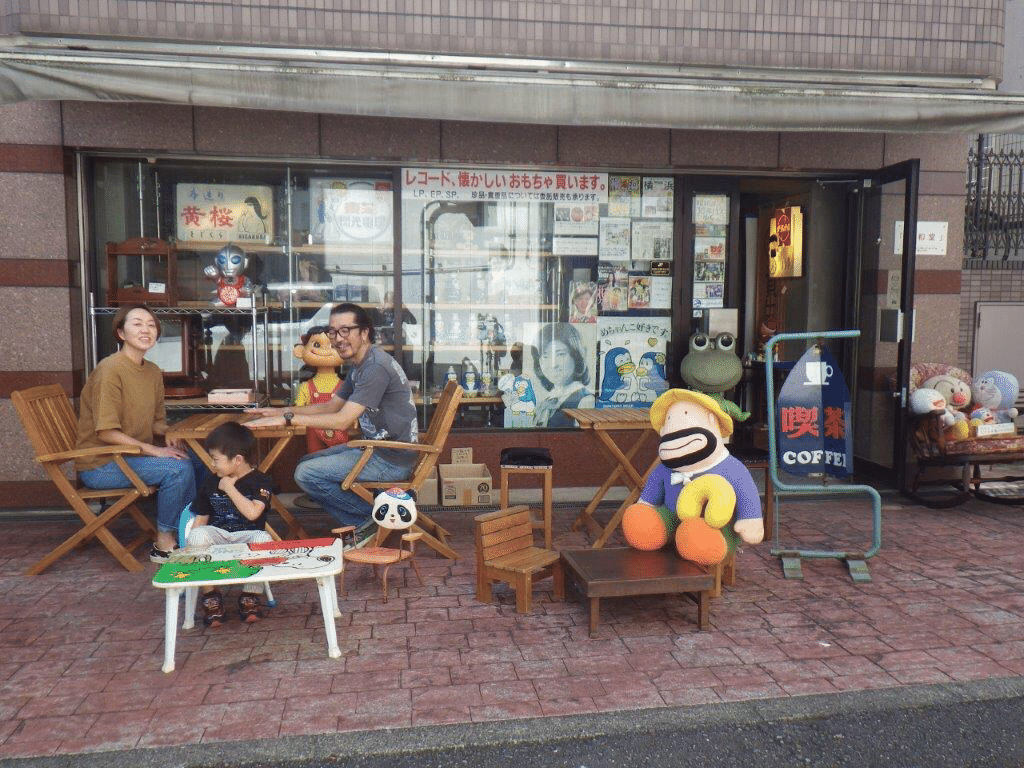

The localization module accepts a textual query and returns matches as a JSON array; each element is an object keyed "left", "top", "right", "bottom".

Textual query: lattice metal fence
[{"left": 966, "top": 134, "right": 1024, "bottom": 260}]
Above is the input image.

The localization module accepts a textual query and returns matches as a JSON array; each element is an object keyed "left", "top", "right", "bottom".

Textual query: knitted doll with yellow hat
[{"left": 621, "top": 389, "right": 764, "bottom": 565}]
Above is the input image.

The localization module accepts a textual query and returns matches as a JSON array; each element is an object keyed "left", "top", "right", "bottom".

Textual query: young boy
[{"left": 187, "top": 421, "right": 276, "bottom": 626}]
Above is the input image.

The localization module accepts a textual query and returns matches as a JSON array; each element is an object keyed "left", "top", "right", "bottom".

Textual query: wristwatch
[{"left": 283, "top": 411, "right": 294, "bottom": 426}]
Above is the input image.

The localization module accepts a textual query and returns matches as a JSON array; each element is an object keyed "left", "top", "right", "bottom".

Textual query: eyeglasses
[{"left": 326, "top": 325, "right": 361, "bottom": 339}]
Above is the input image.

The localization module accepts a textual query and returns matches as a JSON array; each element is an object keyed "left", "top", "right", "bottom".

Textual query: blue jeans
[
  {"left": 79, "top": 455, "right": 197, "bottom": 533},
  {"left": 294, "top": 443, "right": 412, "bottom": 527}
]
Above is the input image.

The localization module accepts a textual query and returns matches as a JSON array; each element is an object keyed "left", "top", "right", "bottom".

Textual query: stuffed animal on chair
[
  {"left": 970, "top": 370, "right": 1020, "bottom": 424},
  {"left": 620, "top": 389, "right": 763, "bottom": 566},
  {"left": 920, "top": 373, "right": 971, "bottom": 440},
  {"left": 293, "top": 326, "right": 348, "bottom": 453}
]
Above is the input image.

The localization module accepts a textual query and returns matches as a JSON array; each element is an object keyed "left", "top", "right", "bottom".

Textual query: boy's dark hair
[{"left": 204, "top": 421, "right": 257, "bottom": 464}]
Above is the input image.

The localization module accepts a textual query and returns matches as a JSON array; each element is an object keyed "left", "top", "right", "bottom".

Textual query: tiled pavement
[{"left": 2, "top": 491, "right": 1024, "bottom": 759}]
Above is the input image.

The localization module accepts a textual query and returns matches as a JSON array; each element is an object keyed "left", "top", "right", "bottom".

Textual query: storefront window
[
  {"left": 401, "top": 168, "right": 676, "bottom": 428},
  {"left": 86, "top": 157, "right": 680, "bottom": 429}
]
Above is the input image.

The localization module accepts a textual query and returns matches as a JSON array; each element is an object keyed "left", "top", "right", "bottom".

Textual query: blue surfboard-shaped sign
[{"left": 776, "top": 344, "right": 853, "bottom": 478}]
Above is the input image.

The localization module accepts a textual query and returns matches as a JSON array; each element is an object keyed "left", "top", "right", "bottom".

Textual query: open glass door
[{"left": 848, "top": 159, "right": 920, "bottom": 488}]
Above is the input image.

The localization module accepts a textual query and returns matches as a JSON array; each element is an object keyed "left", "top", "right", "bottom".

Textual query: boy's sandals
[
  {"left": 201, "top": 590, "right": 225, "bottom": 628},
  {"left": 238, "top": 593, "right": 265, "bottom": 624}
]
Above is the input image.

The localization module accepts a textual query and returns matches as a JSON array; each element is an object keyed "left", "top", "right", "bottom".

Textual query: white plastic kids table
[{"left": 152, "top": 537, "right": 344, "bottom": 673}]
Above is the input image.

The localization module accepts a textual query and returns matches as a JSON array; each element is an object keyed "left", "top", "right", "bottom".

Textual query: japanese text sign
[
  {"left": 402, "top": 168, "right": 608, "bottom": 203},
  {"left": 776, "top": 345, "right": 852, "bottom": 478},
  {"left": 176, "top": 184, "right": 274, "bottom": 244}
]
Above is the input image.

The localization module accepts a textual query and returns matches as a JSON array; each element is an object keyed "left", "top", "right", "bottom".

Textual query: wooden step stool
[{"left": 499, "top": 447, "right": 554, "bottom": 550}]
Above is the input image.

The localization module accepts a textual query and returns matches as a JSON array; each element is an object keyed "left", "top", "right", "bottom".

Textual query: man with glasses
[{"left": 247, "top": 303, "right": 418, "bottom": 530}]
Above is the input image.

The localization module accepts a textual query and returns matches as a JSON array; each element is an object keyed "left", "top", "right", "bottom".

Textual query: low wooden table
[
  {"left": 560, "top": 547, "right": 714, "bottom": 637},
  {"left": 152, "top": 537, "right": 344, "bottom": 673}
]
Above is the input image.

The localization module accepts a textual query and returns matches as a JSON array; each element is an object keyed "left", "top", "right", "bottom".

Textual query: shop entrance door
[{"left": 847, "top": 160, "right": 920, "bottom": 489}]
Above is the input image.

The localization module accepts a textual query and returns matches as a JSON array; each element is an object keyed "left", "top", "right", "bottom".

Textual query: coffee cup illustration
[{"left": 804, "top": 361, "right": 834, "bottom": 386}]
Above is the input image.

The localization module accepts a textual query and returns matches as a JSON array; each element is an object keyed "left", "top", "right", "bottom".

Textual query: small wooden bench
[
  {"left": 907, "top": 363, "right": 1024, "bottom": 508},
  {"left": 474, "top": 506, "right": 564, "bottom": 613}
]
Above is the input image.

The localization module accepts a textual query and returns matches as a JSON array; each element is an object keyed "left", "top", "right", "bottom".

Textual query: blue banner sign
[{"left": 776, "top": 344, "right": 853, "bottom": 478}]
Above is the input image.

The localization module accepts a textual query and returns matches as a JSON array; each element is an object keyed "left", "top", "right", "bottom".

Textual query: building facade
[{"left": 2, "top": 1, "right": 1022, "bottom": 507}]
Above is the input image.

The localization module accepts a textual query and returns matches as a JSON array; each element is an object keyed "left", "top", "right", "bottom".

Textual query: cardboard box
[
  {"left": 440, "top": 462, "right": 493, "bottom": 507},
  {"left": 418, "top": 468, "right": 438, "bottom": 507}
]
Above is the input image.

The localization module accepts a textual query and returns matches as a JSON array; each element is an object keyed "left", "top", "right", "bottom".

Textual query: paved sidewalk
[{"left": 2, "top": 491, "right": 1024, "bottom": 759}]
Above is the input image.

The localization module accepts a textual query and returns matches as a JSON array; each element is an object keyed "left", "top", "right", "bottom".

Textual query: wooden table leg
[
  {"left": 571, "top": 431, "right": 650, "bottom": 537},
  {"left": 696, "top": 589, "right": 709, "bottom": 630},
  {"left": 589, "top": 596, "right": 600, "bottom": 638},
  {"left": 592, "top": 455, "right": 660, "bottom": 549}
]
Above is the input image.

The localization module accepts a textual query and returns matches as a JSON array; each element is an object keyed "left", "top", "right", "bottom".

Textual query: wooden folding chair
[
  {"left": 12, "top": 384, "right": 157, "bottom": 574},
  {"left": 340, "top": 380, "right": 463, "bottom": 560}
]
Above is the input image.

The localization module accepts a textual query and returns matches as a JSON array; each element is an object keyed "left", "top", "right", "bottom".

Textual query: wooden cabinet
[{"left": 106, "top": 238, "right": 177, "bottom": 306}]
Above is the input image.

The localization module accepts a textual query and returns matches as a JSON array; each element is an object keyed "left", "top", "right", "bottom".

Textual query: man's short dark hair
[
  {"left": 205, "top": 421, "right": 257, "bottom": 463},
  {"left": 331, "top": 302, "right": 376, "bottom": 343}
]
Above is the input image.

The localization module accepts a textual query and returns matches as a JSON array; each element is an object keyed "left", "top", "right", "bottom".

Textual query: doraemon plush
[{"left": 970, "top": 371, "right": 1019, "bottom": 424}]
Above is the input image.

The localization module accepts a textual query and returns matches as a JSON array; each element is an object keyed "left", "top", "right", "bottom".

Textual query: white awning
[{"left": 3, "top": 38, "right": 1024, "bottom": 134}]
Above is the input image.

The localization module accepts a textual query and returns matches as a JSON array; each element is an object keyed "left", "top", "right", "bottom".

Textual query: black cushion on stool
[{"left": 500, "top": 447, "right": 553, "bottom": 467}]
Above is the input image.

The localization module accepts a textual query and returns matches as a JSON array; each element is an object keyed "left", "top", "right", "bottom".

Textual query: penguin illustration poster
[{"left": 596, "top": 317, "right": 671, "bottom": 408}]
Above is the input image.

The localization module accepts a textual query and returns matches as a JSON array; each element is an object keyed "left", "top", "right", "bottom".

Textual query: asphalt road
[{"left": 6, "top": 677, "right": 1024, "bottom": 768}]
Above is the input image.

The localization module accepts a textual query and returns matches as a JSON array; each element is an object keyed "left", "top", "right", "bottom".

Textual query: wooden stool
[{"left": 499, "top": 455, "right": 554, "bottom": 551}]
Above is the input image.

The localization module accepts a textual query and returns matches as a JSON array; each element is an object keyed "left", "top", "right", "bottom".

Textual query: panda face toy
[{"left": 371, "top": 488, "right": 418, "bottom": 531}]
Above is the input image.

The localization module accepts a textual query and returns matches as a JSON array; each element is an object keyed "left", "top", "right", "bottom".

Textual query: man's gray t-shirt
[{"left": 338, "top": 345, "right": 419, "bottom": 469}]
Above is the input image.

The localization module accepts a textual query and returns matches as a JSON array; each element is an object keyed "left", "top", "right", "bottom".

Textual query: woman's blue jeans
[
  {"left": 79, "top": 455, "right": 197, "bottom": 533},
  {"left": 294, "top": 443, "right": 412, "bottom": 527}
]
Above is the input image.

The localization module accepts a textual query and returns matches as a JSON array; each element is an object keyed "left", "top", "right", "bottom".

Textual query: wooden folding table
[
  {"left": 562, "top": 407, "right": 658, "bottom": 548},
  {"left": 166, "top": 412, "right": 310, "bottom": 540}
]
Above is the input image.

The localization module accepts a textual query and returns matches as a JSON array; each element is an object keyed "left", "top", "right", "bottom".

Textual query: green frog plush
[{"left": 679, "top": 332, "right": 750, "bottom": 422}]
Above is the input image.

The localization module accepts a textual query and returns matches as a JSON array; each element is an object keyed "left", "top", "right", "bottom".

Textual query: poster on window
[
  {"left": 568, "top": 281, "right": 598, "bottom": 323},
  {"left": 309, "top": 178, "right": 393, "bottom": 245},
  {"left": 596, "top": 317, "right": 672, "bottom": 407},
  {"left": 519, "top": 322, "right": 599, "bottom": 428},
  {"left": 176, "top": 184, "right": 274, "bottom": 243},
  {"left": 631, "top": 220, "right": 674, "bottom": 263},
  {"left": 641, "top": 177, "right": 674, "bottom": 218},
  {"left": 693, "top": 281, "right": 725, "bottom": 309},
  {"left": 692, "top": 194, "right": 729, "bottom": 226},
  {"left": 608, "top": 175, "right": 642, "bottom": 217},
  {"left": 599, "top": 218, "right": 631, "bottom": 261},
  {"left": 553, "top": 203, "right": 600, "bottom": 235},
  {"left": 597, "top": 261, "right": 630, "bottom": 312}
]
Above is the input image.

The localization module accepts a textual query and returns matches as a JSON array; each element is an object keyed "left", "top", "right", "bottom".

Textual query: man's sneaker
[
  {"left": 149, "top": 545, "right": 174, "bottom": 564},
  {"left": 354, "top": 519, "right": 377, "bottom": 545},
  {"left": 238, "top": 593, "right": 265, "bottom": 623},
  {"left": 201, "top": 590, "right": 225, "bottom": 628}
]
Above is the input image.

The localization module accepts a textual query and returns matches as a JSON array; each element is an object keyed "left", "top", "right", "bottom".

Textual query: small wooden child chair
[
  {"left": 474, "top": 505, "right": 564, "bottom": 613},
  {"left": 334, "top": 488, "right": 424, "bottom": 603}
]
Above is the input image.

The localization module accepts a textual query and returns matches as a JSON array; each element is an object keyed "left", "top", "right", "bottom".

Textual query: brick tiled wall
[
  {"left": 4, "top": 0, "right": 1004, "bottom": 79},
  {"left": 959, "top": 259, "right": 1024, "bottom": 370}
]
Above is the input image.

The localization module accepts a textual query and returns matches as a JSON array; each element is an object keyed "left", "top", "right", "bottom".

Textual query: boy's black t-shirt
[{"left": 192, "top": 469, "right": 276, "bottom": 532}]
